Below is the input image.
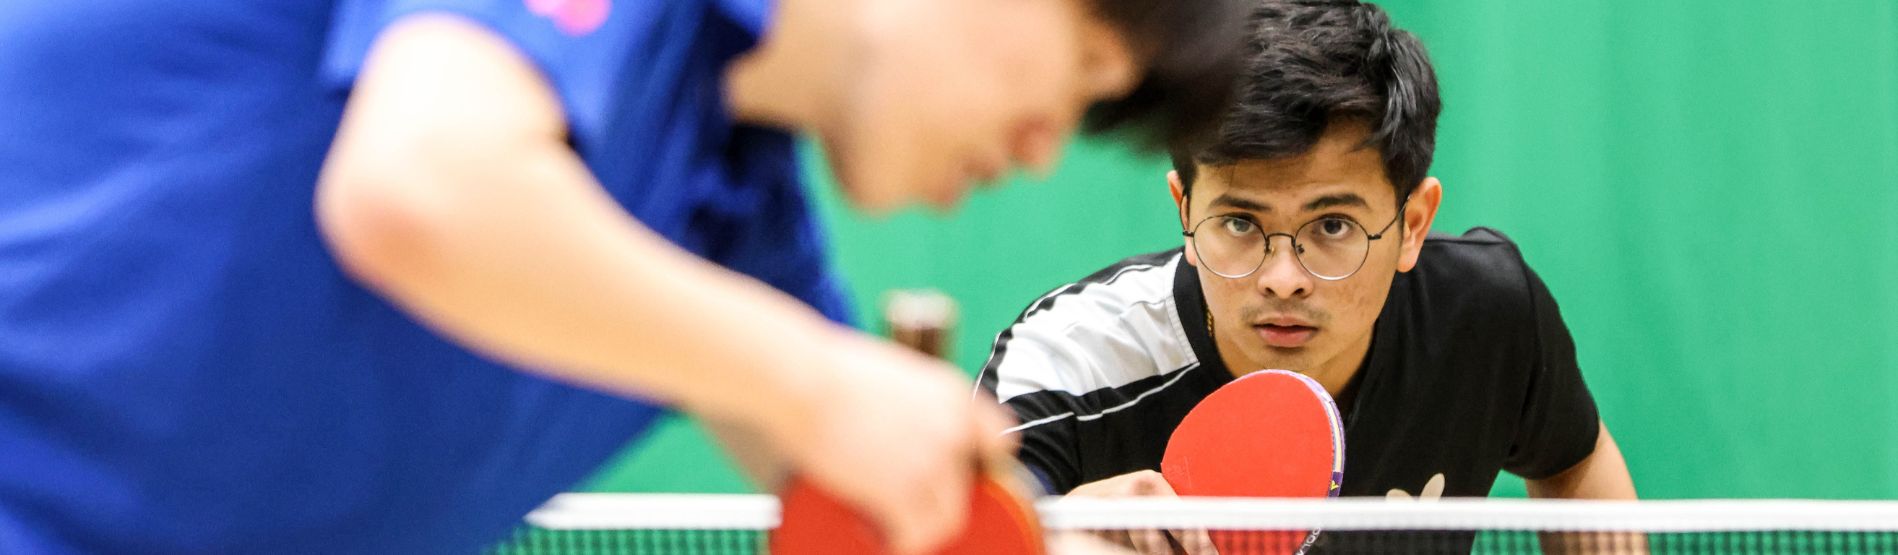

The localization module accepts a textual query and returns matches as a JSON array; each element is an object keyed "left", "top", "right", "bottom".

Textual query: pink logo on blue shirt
[{"left": 526, "top": 0, "right": 610, "bottom": 36}]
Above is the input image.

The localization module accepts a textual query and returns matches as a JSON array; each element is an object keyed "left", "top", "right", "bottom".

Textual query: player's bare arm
[{"left": 317, "top": 16, "right": 1011, "bottom": 554}]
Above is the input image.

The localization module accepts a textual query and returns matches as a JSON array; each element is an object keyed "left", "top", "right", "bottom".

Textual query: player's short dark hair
[
  {"left": 1171, "top": 0, "right": 1441, "bottom": 201},
  {"left": 1080, "top": 0, "right": 1255, "bottom": 152}
]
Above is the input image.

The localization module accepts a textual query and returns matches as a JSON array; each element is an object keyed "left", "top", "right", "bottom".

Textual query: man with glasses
[{"left": 977, "top": 0, "right": 1637, "bottom": 508}]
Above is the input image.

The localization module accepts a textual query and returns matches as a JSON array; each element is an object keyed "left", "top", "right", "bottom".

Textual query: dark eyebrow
[
  {"left": 1303, "top": 193, "right": 1370, "bottom": 213},
  {"left": 1209, "top": 192, "right": 1270, "bottom": 213}
]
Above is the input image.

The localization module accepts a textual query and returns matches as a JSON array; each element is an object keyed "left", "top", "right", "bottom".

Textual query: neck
[{"left": 724, "top": 0, "right": 849, "bottom": 130}]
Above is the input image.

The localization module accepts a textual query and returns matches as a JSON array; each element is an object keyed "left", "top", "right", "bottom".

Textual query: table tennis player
[
  {"left": 0, "top": 0, "right": 1251, "bottom": 553},
  {"left": 977, "top": 0, "right": 1638, "bottom": 508}
]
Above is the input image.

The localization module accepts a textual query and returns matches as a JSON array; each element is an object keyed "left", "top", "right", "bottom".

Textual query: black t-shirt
[{"left": 975, "top": 228, "right": 1600, "bottom": 499}]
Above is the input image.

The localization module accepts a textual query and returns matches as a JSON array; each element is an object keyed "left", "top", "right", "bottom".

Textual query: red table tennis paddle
[
  {"left": 1162, "top": 369, "right": 1345, "bottom": 554},
  {"left": 772, "top": 459, "right": 1045, "bottom": 555}
]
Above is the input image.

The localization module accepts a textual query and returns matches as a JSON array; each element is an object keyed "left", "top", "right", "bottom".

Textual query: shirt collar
[
  {"left": 709, "top": 0, "right": 773, "bottom": 40},
  {"left": 1172, "top": 249, "right": 1234, "bottom": 387}
]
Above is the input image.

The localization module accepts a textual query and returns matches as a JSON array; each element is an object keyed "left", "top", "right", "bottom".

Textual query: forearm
[{"left": 1527, "top": 422, "right": 1642, "bottom": 553}]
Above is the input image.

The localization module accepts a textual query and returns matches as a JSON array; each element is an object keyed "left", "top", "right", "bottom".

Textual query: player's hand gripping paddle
[
  {"left": 1161, "top": 369, "right": 1346, "bottom": 554},
  {"left": 773, "top": 290, "right": 1046, "bottom": 555},
  {"left": 773, "top": 459, "right": 1046, "bottom": 555}
]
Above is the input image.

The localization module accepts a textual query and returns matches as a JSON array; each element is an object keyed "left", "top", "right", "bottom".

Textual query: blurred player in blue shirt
[{"left": 0, "top": 0, "right": 1248, "bottom": 552}]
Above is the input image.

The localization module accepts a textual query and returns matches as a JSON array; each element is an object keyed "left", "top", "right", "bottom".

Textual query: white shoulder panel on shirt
[{"left": 988, "top": 253, "right": 1199, "bottom": 401}]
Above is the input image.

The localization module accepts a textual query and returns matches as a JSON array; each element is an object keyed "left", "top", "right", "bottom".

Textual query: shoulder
[
  {"left": 1390, "top": 227, "right": 1568, "bottom": 360},
  {"left": 1407, "top": 227, "right": 1542, "bottom": 314},
  {"left": 322, "top": 0, "right": 720, "bottom": 129},
  {"left": 1416, "top": 227, "right": 1529, "bottom": 280},
  {"left": 977, "top": 249, "right": 1198, "bottom": 402}
]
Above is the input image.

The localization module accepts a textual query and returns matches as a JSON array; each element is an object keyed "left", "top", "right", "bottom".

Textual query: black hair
[
  {"left": 1080, "top": 0, "right": 1255, "bottom": 152},
  {"left": 1171, "top": 0, "right": 1441, "bottom": 201}
]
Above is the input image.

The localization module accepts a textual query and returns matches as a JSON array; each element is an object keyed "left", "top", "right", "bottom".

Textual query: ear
[
  {"left": 1168, "top": 170, "right": 1198, "bottom": 268},
  {"left": 1396, "top": 177, "right": 1443, "bottom": 273}
]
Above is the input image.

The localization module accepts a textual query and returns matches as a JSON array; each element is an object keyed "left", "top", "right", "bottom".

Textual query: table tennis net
[{"left": 488, "top": 494, "right": 1898, "bottom": 554}]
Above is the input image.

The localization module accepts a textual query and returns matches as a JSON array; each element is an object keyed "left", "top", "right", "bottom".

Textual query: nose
[
  {"left": 1254, "top": 235, "right": 1313, "bottom": 299},
  {"left": 1009, "top": 118, "right": 1061, "bottom": 176}
]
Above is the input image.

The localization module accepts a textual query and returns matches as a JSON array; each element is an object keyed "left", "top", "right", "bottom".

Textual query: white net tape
[{"left": 524, "top": 494, "right": 1898, "bottom": 533}]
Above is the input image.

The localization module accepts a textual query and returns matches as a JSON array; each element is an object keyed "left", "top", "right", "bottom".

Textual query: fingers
[
  {"left": 1130, "top": 528, "right": 1172, "bottom": 555},
  {"left": 1136, "top": 471, "right": 1216, "bottom": 555},
  {"left": 1173, "top": 528, "right": 1218, "bottom": 555},
  {"left": 889, "top": 413, "right": 976, "bottom": 555},
  {"left": 1086, "top": 529, "right": 1141, "bottom": 555},
  {"left": 1129, "top": 470, "right": 1169, "bottom": 496},
  {"left": 1066, "top": 468, "right": 1183, "bottom": 553},
  {"left": 1049, "top": 531, "right": 1137, "bottom": 555},
  {"left": 893, "top": 374, "right": 984, "bottom": 555},
  {"left": 888, "top": 470, "right": 968, "bottom": 555},
  {"left": 1071, "top": 469, "right": 1171, "bottom": 498},
  {"left": 796, "top": 340, "right": 1007, "bottom": 555}
]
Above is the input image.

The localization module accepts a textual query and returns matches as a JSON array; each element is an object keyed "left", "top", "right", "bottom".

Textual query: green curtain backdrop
[{"left": 581, "top": 1, "right": 1898, "bottom": 500}]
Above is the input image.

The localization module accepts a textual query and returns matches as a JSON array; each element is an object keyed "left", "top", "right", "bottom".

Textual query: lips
[
  {"left": 964, "top": 156, "right": 1005, "bottom": 185},
  {"left": 1253, "top": 323, "right": 1317, "bottom": 348}
]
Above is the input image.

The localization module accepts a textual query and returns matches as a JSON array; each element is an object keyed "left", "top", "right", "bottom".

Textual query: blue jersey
[{"left": 0, "top": 0, "right": 846, "bottom": 552}]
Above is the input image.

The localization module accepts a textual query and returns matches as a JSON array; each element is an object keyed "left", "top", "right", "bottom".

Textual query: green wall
[{"left": 583, "top": 0, "right": 1898, "bottom": 500}]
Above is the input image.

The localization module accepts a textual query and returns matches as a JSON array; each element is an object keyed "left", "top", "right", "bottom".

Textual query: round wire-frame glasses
[{"left": 1182, "top": 202, "right": 1407, "bottom": 281}]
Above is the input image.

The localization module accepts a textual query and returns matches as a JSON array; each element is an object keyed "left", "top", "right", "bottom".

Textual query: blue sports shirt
[{"left": 0, "top": 0, "right": 846, "bottom": 552}]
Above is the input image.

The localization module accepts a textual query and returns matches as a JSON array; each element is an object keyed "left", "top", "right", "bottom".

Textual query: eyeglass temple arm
[{"left": 1365, "top": 198, "right": 1412, "bottom": 240}]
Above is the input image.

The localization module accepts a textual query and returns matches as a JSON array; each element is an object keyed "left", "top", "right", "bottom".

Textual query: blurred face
[
  {"left": 1172, "top": 122, "right": 1441, "bottom": 381},
  {"left": 820, "top": 0, "right": 1143, "bottom": 212}
]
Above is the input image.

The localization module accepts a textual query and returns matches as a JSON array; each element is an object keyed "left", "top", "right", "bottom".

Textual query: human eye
[
  {"left": 1310, "top": 217, "right": 1361, "bottom": 242},
  {"left": 1219, "top": 216, "right": 1257, "bottom": 236}
]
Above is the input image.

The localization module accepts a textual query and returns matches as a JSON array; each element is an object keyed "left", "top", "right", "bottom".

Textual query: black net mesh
[
  {"left": 490, "top": 529, "right": 1898, "bottom": 554},
  {"left": 492, "top": 528, "right": 766, "bottom": 555}
]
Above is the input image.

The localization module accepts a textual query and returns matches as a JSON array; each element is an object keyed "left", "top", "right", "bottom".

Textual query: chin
[
  {"left": 1246, "top": 346, "right": 1314, "bottom": 374},
  {"left": 831, "top": 168, "right": 905, "bottom": 214},
  {"left": 844, "top": 186, "right": 899, "bottom": 214}
]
